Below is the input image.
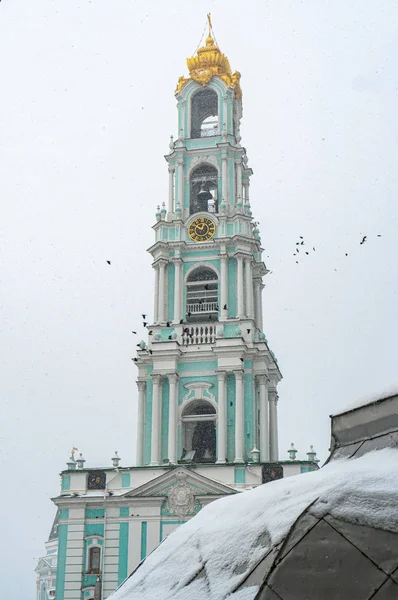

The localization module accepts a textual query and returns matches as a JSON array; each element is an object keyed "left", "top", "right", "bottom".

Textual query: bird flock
[{"left": 293, "top": 233, "right": 382, "bottom": 265}]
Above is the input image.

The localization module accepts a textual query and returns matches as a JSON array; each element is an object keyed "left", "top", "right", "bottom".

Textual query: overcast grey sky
[{"left": 1, "top": 1, "right": 397, "bottom": 597}]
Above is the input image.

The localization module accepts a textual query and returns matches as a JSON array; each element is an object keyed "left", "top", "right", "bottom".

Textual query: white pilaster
[
  {"left": 220, "top": 252, "right": 228, "bottom": 321},
  {"left": 136, "top": 381, "right": 146, "bottom": 466},
  {"left": 168, "top": 167, "right": 174, "bottom": 214},
  {"left": 235, "top": 159, "right": 242, "bottom": 202},
  {"left": 173, "top": 258, "right": 182, "bottom": 324},
  {"left": 168, "top": 374, "right": 178, "bottom": 464},
  {"left": 244, "top": 181, "right": 250, "bottom": 204},
  {"left": 222, "top": 156, "right": 228, "bottom": 205},
  {"left": 158, "top": 260, "right": 166, "bottom": 324},
  {"left": 236, "top": 255, "right": 244, "bottom": 319},
  {"left": 269, "top": 390, "right": 279, "bottom": 461},
  {"left": 177, "top": 157, "right": 184, "bottom": 213},
  {"left": 244, "top": 257, "right": 254, "bottom": 318},
  {"left": 216, "top": 372, "right": 227, "bottom": 463},
  {"left": 258, "top": 375, "right": 269, "bottom": 462},
  {"left": 153, "top": 265, "right": 159, "bottom": 324},
  {"left": 234, "top": 371, "right": 244, "bottom": 463},
  {"left": 150, "top": 375, "right": 162, "bottom": 466}
]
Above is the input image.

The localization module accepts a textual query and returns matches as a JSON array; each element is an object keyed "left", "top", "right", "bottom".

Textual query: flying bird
[
  {"left": 305, "top": 252, "right": 309, "bottom": 255},
  {"left": 179, "top": 319, "right": 184, "bottom": 324},
  {"left": 148, "top": 330, "right": 153, "bottom": 335},
  {"left": 360, "top": 235, "right": 367, "bottom": 245},
  {"left": 132, "top": 331, "right": 137, "bottom": 334},
  {"left": 142, "top": 314, "right": 146, "bottom": 319},
  {"left": 143, "top": 321, "right": 147, "bottom": 327},
  {"left": 377, "top": 234, "right": 382, "bottom": 237},
  {"left": 106, "top": 260, "right": 111, "bottom": 265},
  {"left": 313, "top": 247, "right": 316, "bottom": 251},
  {"left": 223, "top": 304, "right": 227, "bottom": 310}
]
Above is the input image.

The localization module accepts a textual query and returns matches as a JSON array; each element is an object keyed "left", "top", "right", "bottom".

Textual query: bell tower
[{"left": 135, "top": 17, "right": 282, "bottom": 469}]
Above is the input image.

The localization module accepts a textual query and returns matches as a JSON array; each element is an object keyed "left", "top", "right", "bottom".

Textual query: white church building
[{"left": 36, "top": 20, "right": 319, "bottom": 600}]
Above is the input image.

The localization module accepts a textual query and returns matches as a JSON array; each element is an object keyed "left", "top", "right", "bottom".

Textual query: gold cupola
[{"left": 176, "top": 15, "right": 242, "bottom": 98}]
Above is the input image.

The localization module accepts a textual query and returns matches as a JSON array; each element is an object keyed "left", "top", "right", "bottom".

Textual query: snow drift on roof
[
  {"left": 333, "top": 384, "right": 398, "bottom": 416},
  {"left": 111, "top": 448, "right": 398, "bottom": 600}
]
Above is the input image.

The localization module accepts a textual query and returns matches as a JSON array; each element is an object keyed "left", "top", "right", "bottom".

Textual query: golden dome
[{"left": 175, "top": 17, "right": 242, "bottom": 99}]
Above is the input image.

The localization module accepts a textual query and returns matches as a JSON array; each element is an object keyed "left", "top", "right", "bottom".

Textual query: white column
[
  {"left": 222, "top": 156, "right": 228, "bottom": 205},
  {"left": 173, "top": 259, "right": 182, "bottom": 324},
  {"left": 220, "top": 253, "right": 228, "bottom": 321},
  {"left": 223, "top": 95, "right": 228, "bottom": 137},
  {"left": 254, "top": 277, "right": 264, "bottom": 331},
  {"left": 216, "top": 372, "right": 227, "bottom": 463},
  {"left": 168, "top": 167, "right": 174, "bottom": 214},
  {"left": 258, "top": 375, "right": 269, "bottom": 462},
  {"left": 269, "top": 390, "right": 279, "bottom": 461},
  {"left": 153, "top": 265, "right": 159, "bottom": 324},
  {"left": 236, "top": 255, "right": 244, "bottom": 319},
  {"left": 168, "top": 374, "right": 178, "bottom": 464},
  {"left": 136, "top": 381, "right": 146, "bottom": 466},
  {"left": 177, "top": 158, "right": 184, "bottom": 212},
  {"left": 234, "top": 371, "right": 244, "bottom": 463},
  {"left": 150, "top": 375, "right": 162, "bottom": 466},
  {"left": 236, "top": 159, "right": 242, "bottom": 202},
  {"left": 158, "top": 260, "right": 166, "bottom": 324},
  {"left": 181, "top": 100, "right": 186, "bottom": 138},
  {"left": 244, "top": 181, "right": 250, "bottom": 204},
  {"left": 245, "top": 257, "right": 254, "bottom": 318}
]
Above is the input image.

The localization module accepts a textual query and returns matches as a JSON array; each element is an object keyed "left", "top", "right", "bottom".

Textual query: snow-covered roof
[
  {"left": 110, "top": 448, "right": 398, "bottom": 600},
  {"left": 332, "top": 385, "right": 398, "bottom": 416}
]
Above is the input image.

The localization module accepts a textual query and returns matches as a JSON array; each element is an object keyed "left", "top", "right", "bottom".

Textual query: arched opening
[
  {"left": 186, "top": 266, "right": 218, "bottom": 323},
  {"left": 181, "top": 400, "right": 216, "bottom": 463},
  {"left": 88, "top": 546, "right": 101, "bottom": 574},
  {"left": 191, "top": 88, "right": 219, "bottom": 139},
  {"left": 190, "top": 164, "right": 218, "bottom": 215}
]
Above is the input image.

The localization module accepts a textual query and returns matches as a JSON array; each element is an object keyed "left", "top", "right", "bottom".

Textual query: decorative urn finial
[{"left": 288, "top": 443, "right": 298, "bottom": 461}]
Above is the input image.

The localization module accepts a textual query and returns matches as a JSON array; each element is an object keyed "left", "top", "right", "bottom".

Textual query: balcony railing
[
  {"left": 186, "top": 301, "right": 218, "bottom": 315},
  {"left": 182, "top": 325, "right": 216, "bottom": 345}
]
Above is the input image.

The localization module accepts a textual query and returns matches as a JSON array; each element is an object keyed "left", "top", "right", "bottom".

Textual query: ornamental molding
[
  {"left": 184, "top": 261, "right": 220, "bottom": 282},
  {"left": 164, "top": 471, "right": 195, "bottom": 519},
  {"left": 179, "top": 381, "right": 217, "bottom": 417},
  {"left": 185, "top": 154, "right": 220, "bottom": 179}
]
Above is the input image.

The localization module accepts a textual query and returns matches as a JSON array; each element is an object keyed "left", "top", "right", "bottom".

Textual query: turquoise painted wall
[
  {"left": 178, "top": 361, "right": 217, "bottom": 373},
  {"left": 85, "top": 523, "right": 104, "bottom": 537},
  {"left": 118, "top": 523, "right": 129, "bottom": 585},
  {"left": 141, "top": 522, "right": 147, "bottom": 560},
  {"left": 59, "top": 509, "right": 69, "bottom": 520},
  {"left": 234, "top": 467, "right": 245, "bottom": 484},
  {"left": 228, "top": 258, "right": 237, "bottom": 318},
  {"left": 161, "top": 378, "right": 170, "bottom": 462},
  {"left": 55, "top": 524, "right": 68, "bottom": 600},
  {"left": 226, "top": 374, "right": 236, "bottom": 461},
  {"left": 144, "top": 379, "right": 153, "bottom": 465},
  {"left": 244, "top": 372, "right": 254, "bottom": 459},
  {"left": 120, "top": 507, "right": 129, "bottom": 517},
  {"left": 167, "top": 262, "right": 175, "bottom": 322},
  {"left": 61, "top": 476, "right": 70, "bottom": 491},
  {"left": 121, "top": 473, "right": 130, "bottom": 488},
  {"left": 85, "top": 509, "right": 104, "bottom": 519}
]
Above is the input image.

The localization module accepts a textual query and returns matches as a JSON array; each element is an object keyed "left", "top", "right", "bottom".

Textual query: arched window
[
  {"left": 186, "top": 266, "right": 218, "bottom": 322},
  {"left": 191, "top": 89, "right": 218, "bottom": 139},
  {"left": 88, "top": 546, "right": 101, "bottom": 574},
  {"left": 190, "top": 164, "right": 218, "bottom": 215},
  {"left": 181, "top": 400, "right": 217, "bottom": 463}
]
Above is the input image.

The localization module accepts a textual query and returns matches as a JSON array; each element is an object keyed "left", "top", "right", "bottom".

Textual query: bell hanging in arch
[{"left": 197, "top": 182, "right": 212, "bottom": 212}]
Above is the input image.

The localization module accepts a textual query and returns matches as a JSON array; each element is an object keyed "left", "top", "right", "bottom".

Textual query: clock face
[{"left": 188, "top": 217, "right": 216, "bottom": 242}]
